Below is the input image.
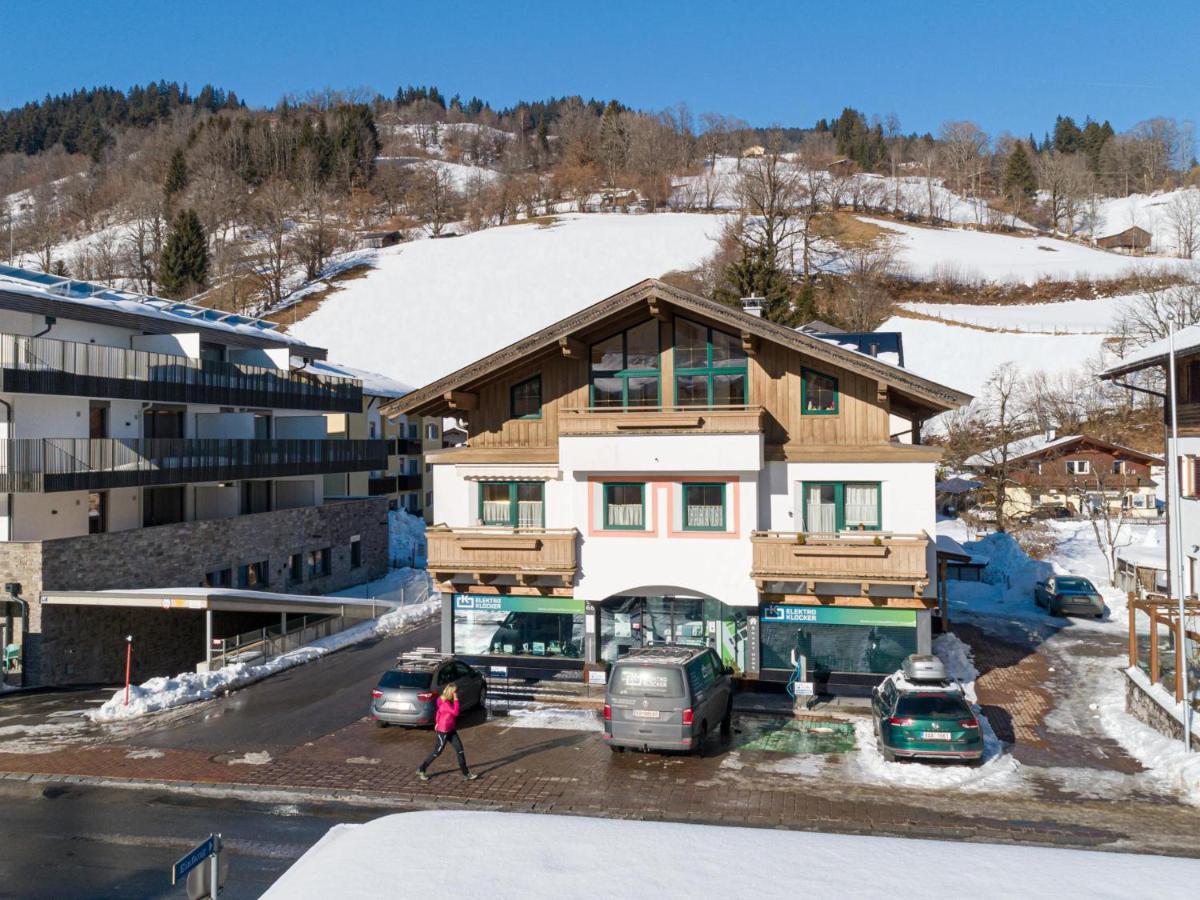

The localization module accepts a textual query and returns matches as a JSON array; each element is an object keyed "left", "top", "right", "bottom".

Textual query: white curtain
[
  {"left": 806, "top": 486, "right": 836, "bottom": 533},
  {"left": 517, "top": 501, "right": 543, "bottom": 528},
  {"left": 482, "top": 500, "right": 511, "bottom": 525},
  {"left": 608, "top": 504, "right": 643, "bottom": 527},
  {"left": 686, "top": 504, "right": 722, "bottom": 528},
  {"left": 845, "top": 484, "right": 879, "bottom": 529}
]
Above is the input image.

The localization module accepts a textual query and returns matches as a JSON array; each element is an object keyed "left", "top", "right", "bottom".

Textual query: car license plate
[
  {"left": 921, "top": 731, "right": 952, "bottom": 741},
  {"left": 385, "top": 701, "right": 414, "bottom": 712},
  {"left": 630, "top": 709, "right": 661, "bottom": 720}
]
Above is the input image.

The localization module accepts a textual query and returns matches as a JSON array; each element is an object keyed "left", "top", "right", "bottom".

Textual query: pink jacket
[{"left": 434, "top": 697, "right": 460, "bottom": 733}]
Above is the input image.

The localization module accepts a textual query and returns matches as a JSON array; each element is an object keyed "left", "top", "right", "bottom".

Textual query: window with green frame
[
  {"left": 602, "top": 482, "right": 645, "bottom": 530},
  {"left": 683, "top": 482, "right": 725, "bottom": 531},
  {"left": 801, "top": 367, "right": 838, "bottom": 415},
  {"left": 673, "top": 317, "right": 747, "bottom": 407},
  {"left": 590, "top": 320, "right": 660, "bottom": 408},
  {"left": 510, "top": 374, "right": 542, "bottom": 419},
  {"left": 801, "top": 482, "right": 881, "bottom": 532},
  {"left": 479, "top": 481, "right": 545, "bottom": 527}
]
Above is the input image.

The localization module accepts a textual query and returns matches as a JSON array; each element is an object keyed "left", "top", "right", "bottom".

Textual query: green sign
[
  {"left": 453, "top": 594, "right": 585, "bottom": 615},
  {"left": 760, "top": 605, "right": 917, "bottom": 628}
]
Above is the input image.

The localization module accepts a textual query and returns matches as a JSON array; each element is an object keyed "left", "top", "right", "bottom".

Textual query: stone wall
[
  {"left": 1124, "top": 669, "right": 1198, "bottom": 751},
  {"left": 1, "top": 497, "right": 389, "bottom": 685}
]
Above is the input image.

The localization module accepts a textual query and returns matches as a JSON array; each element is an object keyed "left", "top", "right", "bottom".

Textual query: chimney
[
  {"left": 741, "top": 295, "right": 765, "bottom": 318},
  {"left": 1045, "top": 428, "right": 1056, "bottom": 443}
]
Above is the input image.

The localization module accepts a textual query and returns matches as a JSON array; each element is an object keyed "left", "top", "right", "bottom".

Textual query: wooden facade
[
  {"left": 427, "top": 527, "right": 579, "bottom": 586},
  {"left": 750, "top": 531, "right": 930, "bottom": 594}
]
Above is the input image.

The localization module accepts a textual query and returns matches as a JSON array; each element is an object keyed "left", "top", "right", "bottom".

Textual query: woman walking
[{"left": 417, "top": 683, "right": 477, "bottom": 781}]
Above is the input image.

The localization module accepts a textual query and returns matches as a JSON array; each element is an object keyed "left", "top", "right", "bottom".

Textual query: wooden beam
[
  {"left": 647, "top": 297, "right": 671, "bottom": 321},
  {"left": 741, "top": 330, "right": 759, "bottom": 356},
  {"left": 1128, "top": 593, "right": 1138, "bottom": 670},
  {"left": 559, "top": 336, "right": 586, "bottom": 359},
  {"left": 876, "top": 382, "right": 889, "bottom": 405},
  {"left": 444, "top": 390, "right": 478, "bottom": 411}
]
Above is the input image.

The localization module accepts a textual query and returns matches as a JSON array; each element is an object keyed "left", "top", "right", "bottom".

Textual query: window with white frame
[{"left": 1066, "top": 459, "right": 1091, "bottom": 475}]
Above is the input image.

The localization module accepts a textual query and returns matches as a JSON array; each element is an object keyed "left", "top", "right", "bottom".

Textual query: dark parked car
[
  {"left": 370, "top": 654, "right": 486, "bottom": 727},
  {"left": 1034, "top": 576, "right": 1105, "bottom": 618},
  {"left": 871, "top": 655, "right": 984, "bottom": 765}
]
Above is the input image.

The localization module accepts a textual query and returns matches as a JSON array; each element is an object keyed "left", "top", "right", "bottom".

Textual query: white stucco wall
[
  {"left": 132, "top": 332, "right": 199, "bottom": 359},
  {"left": 11, "top": 492, "right": 89, "bottom": 540},
  {"left": 195, "top": 412, "right": 257, "bottom": 439},
  {"left": 11, "top": 395, "right": 87, "bottom": 439},
  {"left": 560, "top": 433, "right": 762, "bottom": 473}
]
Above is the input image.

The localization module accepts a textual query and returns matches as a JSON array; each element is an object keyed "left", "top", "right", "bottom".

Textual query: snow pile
[
  {"left": 89, "top": 574, "right": 437, "bottom": 722},
  {"left": 264, "top": 810, "right": 1200, "bottom": 898},
  {"left": 498, "top": 706, "right": 603, "bottom": 732},
  {"left": 288, "top": 213, "right": 722, "bottom": 387},
  {"left": 388, "top": 508, "right": 427, "bottom": 567}
]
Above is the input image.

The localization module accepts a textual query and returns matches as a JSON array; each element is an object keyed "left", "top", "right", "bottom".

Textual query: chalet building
[
  {"left": 0, "top": 265, "right": 393, "bottom": 685},
  {"left": 384, "top": 279, "right": 970, "bottom": 692},
  {"left": 1095, "top": 225, "right": 1152, "bottom": 253},
  {"left": 1104, "top": 330, "right": 1200, "bottom": 598},
  {"left": 310, "top": 360, "right": 438, "bottom": 519},
  {"left": 965, "top": 433, "right": 1161, "bottom": 521}
]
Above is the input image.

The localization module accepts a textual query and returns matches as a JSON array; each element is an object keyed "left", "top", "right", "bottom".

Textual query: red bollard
[{"left": 123, "top": 635, "right": 132, "bottom": 706}]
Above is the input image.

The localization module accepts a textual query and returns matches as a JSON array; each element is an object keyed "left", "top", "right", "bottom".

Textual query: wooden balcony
[
  {"left": 559, "top": 405, "right": 764, "bottom": 436},
  {"left": 751, "top": 531, "right": 930, "bottom": 594},
  {"left": 427, "top": 527, "right": 579, "bottom": 587}
]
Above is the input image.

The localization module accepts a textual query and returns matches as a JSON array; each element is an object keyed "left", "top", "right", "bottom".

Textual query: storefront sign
[
  {"left": 760, "top": 605, "right": 917, "bottom": 628},
  {"left": 453, "top": 594, "right": 585, "bottom": 615}
]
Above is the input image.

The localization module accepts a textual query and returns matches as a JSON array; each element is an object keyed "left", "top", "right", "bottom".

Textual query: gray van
[{"left": 604, "top": 646, "right": 734, "bottom": 754}]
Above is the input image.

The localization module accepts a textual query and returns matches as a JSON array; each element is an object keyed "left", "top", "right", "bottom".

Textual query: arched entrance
[{"left": 597, "top": 588, "right": 749, "bottom": 672}]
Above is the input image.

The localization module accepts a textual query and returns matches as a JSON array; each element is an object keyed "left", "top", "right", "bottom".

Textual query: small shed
[
  {"left": 1096, "top": 226, "right": 1152, "bottom": 253},
  {"left": 358, "top": 230, "right": 401, "bottom": 249}
]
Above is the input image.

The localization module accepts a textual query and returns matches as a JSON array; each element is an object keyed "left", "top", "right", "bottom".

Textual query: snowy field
[
  {"left": 897, "top": 294, "right": 1133, "bottom": 334},
  {"left": 264, "top": 810, "right": 1200, "bottom": 899},
  {"left": 880, "top": 313, "right": 1108, "bottom": 400},
  {"left": 865, "top": 218, "right": 1180, "bottom": 284},
  {"left": 1094, "top": 187, "right": 1200, "bottom": 259},
  {"left": 289, "top": 212, "right": 723, "bottom": 388}
]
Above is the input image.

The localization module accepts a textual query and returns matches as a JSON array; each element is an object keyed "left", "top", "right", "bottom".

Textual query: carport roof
[{"left": 41, "top": 587, "right": 395, "bottom": 616}]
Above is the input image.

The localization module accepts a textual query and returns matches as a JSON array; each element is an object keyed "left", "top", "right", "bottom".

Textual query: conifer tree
[
  {"left": 163, "top": 147, "right": 188, "bottom": 204},
  {"left": 1002, "top": 142, "right": 1037, "bottom": 201},
  {"left": 159, "top": 208, "right": 208, "bottom": 298},
  {"left": 716, "top": 244, "right": 797, "bottom": 325}
]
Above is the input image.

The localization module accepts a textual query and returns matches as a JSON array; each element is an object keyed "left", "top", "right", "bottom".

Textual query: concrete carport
[{"left": 40, "top": 588, "right": 392, "bottom": 682}]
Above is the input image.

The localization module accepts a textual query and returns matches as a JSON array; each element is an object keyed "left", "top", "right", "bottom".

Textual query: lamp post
[{"left": 1167, "top": 312, "right": 1193, "bottom": 751}]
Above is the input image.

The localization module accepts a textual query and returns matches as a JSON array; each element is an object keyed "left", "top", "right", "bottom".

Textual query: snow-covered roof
[
  {"left": 302, "top": 360, "right": 413, "bottom": 399},
  {"left": 1103, "top": 323, "right": 1200, "bottom": 378},
  {"left": 965, "top": 433, "right": 1160, "bottom": 468},
  {"left": 0, "top": 264, "right": 322, "bottom": 353},
  {"left": 937, "top": 477, "right": 983, "bottom": 494}
]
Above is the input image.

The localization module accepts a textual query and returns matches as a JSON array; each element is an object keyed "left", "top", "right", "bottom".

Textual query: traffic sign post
[{"left": 172, "top": 834, "right": 226, "bottom": 898}]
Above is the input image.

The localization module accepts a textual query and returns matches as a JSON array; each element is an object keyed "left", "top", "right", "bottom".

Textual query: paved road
[{"left": 0, "top": 779, "right": 381, "bottom": 899}]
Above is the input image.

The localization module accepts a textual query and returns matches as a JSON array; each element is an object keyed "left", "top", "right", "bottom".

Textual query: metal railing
[
  {"left": 0, "top": 332, "right": 362, "bottom": 412},
  {"left": 0, "top": 437, "right": 390, "bottom": 492}
]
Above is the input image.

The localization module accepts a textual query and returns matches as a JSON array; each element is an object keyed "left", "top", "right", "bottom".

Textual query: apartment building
[
  {"left": 310, "top": 360, "right": 436, "bottom": 517},
  {"left": 0, "top": 265, "right": 390, "bottom": 685},
  {"left": 385, "top": 279, "right": 970, "bottom": 692}
]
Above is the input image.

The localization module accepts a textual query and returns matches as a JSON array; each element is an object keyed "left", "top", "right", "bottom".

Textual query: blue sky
[{"left": 2, "top": 0, "right": 1196, "bottom": 139}]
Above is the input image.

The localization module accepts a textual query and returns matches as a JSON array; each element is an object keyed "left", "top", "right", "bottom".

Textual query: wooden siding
[
  {"left": 427, "top": 526, "right": 579, "bottom": 581},
  {"left": 459, "top": 306, "right": 894, "bottom": 452},
  {"left": 559, "top": 406, "right": 764, "bottom": 436}
]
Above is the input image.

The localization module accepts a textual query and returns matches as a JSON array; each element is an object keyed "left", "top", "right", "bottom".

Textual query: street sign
[
  {"left": 173, "top": 835, "right": 216, "bottom": 885},
  {"left": 793, "top": 681, "right": 815, "bottom": 697}
]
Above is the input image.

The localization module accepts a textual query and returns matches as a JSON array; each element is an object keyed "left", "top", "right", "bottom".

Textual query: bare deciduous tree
[{"left": 1165, "top": 190, "right": 1200, "bottom": 259}]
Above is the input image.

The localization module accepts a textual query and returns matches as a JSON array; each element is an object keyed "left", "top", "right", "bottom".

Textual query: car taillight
[
  {"left": 682, "top": 708, "right": 694, "bottom": 725},
  {"left": 603, "top": 704, "right": 612, "bottom": 721},
  {"left": 888, "top": 716, "right": 913, "bottom": 726},
  {"left": 371, "top": 689, "right": 383, "bottom": 699},
  {"left": 416, "top": 692, "right": 435, "bottom": 702},
  {"left": 958, "top": 719, "right": 980, "bottom": 729}
]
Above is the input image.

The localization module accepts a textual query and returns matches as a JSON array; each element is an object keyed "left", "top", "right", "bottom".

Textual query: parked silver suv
[
  {"left": 604, "top": 646, "right": 733, "bottom": 754},
  {"left": 370, "top": 651, "right": 486, "bottom": 727}
]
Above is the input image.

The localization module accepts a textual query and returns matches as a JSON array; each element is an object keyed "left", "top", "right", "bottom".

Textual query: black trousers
[{"left": 419, "top": 730, "right": 469, "bottom": 774}]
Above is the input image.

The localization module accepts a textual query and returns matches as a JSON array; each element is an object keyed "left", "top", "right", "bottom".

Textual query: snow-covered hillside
[
  {"left": 867, "top": 218, "right": 1181, "bottom": 284},
  {"left": 1094, "top": 187, "right": 1200, "bottom": 258},
  {"left": 288, "top": 213, "right": 723, "bottom": 387}
]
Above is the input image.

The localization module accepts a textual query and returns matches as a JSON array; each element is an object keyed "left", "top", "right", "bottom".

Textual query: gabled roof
[
  {"left": 1102, "top": 325, "right": 1200, "bottom": 379},
  {"left": 965, "top": 433, "right": 1161, "bottom": 469},
  {"left": 382, "top": 279, "right": 972, "bottom": 417}
]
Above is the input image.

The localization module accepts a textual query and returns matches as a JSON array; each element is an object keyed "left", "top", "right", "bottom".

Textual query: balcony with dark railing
[
  {"left": 0, "top": 332, "right": 362, "bottom": 412},
  {"left": 0, "top": 438, "right": 389, "bottom": 492}
]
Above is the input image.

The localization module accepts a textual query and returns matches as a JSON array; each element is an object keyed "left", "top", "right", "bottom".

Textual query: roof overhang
[
  {"left": 381, "top": 279, "right": 972, "bottom": 418},
  {"left": 41, "top": 588, "right": 391, "bottom": 615}
]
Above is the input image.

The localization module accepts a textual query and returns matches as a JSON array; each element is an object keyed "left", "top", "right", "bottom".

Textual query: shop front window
[
  {"left": 452, "top": 595, "right": 584, "bottom": 658},
  {"left": 759, "top": 606, "right": 917, "bottom": 674}
]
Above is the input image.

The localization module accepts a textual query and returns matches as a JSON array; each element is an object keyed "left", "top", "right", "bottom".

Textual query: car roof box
[{"left": 901, "top": 654, "right": 947, "bottom": 683}]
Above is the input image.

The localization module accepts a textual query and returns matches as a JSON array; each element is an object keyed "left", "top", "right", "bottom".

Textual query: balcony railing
[
  {"left": 0, "top": 438, "right": 389, "bottom": 492},
  {"left": 559, "top": 405, "right": 764, "bottom": 436},
  {"left": 368, "top": 476, "right": 398, "bottom": 496},
  {"left": 0, "top": 332, "right": 362, "bottom": 412},
  {"left": 751, "top": 531, "right": 930, "bottom": 593},
  {"left": 427, "top": 526, "right": 578, "bottom": 585}
]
